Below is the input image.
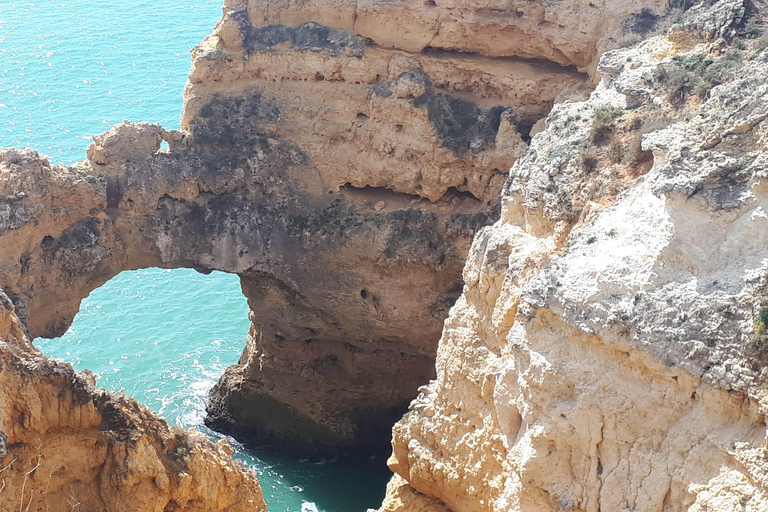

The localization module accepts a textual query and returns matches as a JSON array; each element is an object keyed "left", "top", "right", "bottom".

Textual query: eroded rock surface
[
  {"left": 186, "top": 0, "right": 679, "bottom": 452},
  {"left": 2, "top": 0, "right": 659, "bottom": 454},
  {"left": 0, "top": 289, "right": 266, "bottom": 512},
  {"left": 381, "top": 1, "right": 768, "bottom": 510},
  {"left": 0, "top": 1, "right": 748, "bottom": 510}
]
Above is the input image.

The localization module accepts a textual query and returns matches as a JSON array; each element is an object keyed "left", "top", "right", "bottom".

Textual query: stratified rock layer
[
  {"left": 381, "top": 1, "right": 768, "bottom": 510},
  {"left": 188, "top": 0, "right": 677, "bottom": 451},
  {"left": 4, "top": 0, "right": 657, "bottom": 454}
]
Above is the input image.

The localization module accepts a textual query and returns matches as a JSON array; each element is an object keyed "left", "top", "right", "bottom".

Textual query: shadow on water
[{"left": 224, "top": 430, "right": 393, "bottom": 512}]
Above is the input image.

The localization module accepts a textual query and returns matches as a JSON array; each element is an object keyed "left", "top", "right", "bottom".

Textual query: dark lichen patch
[
  {"left": 0, "top": 201, "right": 32, "bottom": 232},
  {"left": 40, "top": 216, "right": 111, "bottom": 288},
  {"left": 187, "top": 93, "right": 309, "bottom": 173},
  {"left": 370, "top": 69, "right": 509, "bottom": 154},
  {"left": 409, "top": 71, "right": 506, "bottom": 155},
  {"left": 105, "top": 176, "right": 123, "bottom": 221},
  {"left": 191, "top": 91, "right": 281, "bottom": 150},
  {"left": 44, "top": 217, "right": 102, "bottom": 256},
  {"left": 446, "top": 201, "right": 500, "bottom": 239},
  {"left": 418, "top": 94, "right": 506, "bottom": 156},
  {"left": 370, "top": 81, "right": 393, "bottom": 98},
  {"left": 232, "top": 10, "right": 365, "bottom": 57},
  {"left": 623, "top": 8, "right": 661, "bottom": 35}
]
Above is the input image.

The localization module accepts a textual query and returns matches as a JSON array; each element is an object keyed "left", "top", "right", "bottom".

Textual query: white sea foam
[{"left": 301, "top": 501, "right": 323, "bottom": 512}]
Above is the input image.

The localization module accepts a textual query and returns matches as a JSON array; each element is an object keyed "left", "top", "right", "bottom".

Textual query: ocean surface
[{"left": 0, "top": 2, "right": 391, "bottom": 510}]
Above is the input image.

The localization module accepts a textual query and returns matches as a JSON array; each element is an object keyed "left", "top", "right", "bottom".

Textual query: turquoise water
[
  {"left": 35, "top": 270, "right": 391, "bottom": 512},
  {"left": 0, "top": 0, "right": 212, "bottom": 164},
  {"left": 0, "top": 2, "right": 391, "bottom": 510}
]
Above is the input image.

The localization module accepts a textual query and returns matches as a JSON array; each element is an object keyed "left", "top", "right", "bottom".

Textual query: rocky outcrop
[
  {"left": 2, "top": 0, "right": 661, "bottom": 454},
  {"left": 189, "top": 0, "right": 679, "bottom": 452},
  {"left": 221, "top": 0, "right": 675, "bottom": 74},
  {"left": 1, "top": 0, "right": 750, "bottom": 509},
  {"left": 0, "top": 289, "right": 265, "bottom": 512},
  {"left": 380, "top": 1, "right": 768, "bottom": 510}
]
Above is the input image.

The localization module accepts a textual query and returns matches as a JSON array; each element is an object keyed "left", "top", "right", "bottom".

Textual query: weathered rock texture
[
  {"left": 189, "top": 0, "right": 680, "bottom": 452},
  {"left": 2, "top": 0, "right": 669, "bottom": 455},
  {"left": 1, "top": 0, "right": 750, "bottom": 509},
  {"left": 221, "top": 0, "right": 675, "bottom": 75},
  {"left": 0, "top": 288, "right": 266, "bottom": 511},
  {"left": 380, "top": 0, "right": 768, "bottom": 510}
]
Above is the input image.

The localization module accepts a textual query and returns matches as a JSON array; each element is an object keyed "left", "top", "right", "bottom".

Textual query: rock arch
[
  {"left": 1, "top": 0, "right": 675, "bottom": 453},
  {"left": 0, "top": 111, "right": 492, "bottom": 450}
]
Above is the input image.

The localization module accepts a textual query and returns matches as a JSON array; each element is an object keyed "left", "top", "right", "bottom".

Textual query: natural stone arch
[
  {"left": 0, "top": 110, "right": 490, "bottom": 450},
  {"left": 3, "top": 0, "right": 633, "bottom": 450}
]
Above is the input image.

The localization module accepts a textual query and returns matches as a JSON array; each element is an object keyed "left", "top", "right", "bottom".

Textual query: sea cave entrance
[{"left": 35, "top": 267, "right": 392, "bottom": 512}]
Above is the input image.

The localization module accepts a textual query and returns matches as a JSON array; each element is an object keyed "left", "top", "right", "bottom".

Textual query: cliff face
[
  {"left": 3, "top": 0, "right": 762, "bottom": 510},
  {"left": 382, "top": 1, "right": 768, "bottom": 510},
  {"left": 1, "top": 0, "right": 661, "bottom": 454},
  {"left": 189, "top": 0, "right": 676, "bottom": 451},
  {"left": 0, "top": 288, "right": 265, "bottom": 511},
  {"left": 220, "top": 0, "right": 671, "bottom": 74}
]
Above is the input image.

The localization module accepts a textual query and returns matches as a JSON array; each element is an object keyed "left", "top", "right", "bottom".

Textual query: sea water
[{"left": 0, "top": 2, "right": 391, "bottom": 510}]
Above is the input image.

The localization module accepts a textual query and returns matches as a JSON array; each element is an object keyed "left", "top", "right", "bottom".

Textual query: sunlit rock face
[
  {"left": 378, "top": 1, "right": 768, "bottom": 510},
  {"left": 0, "top": 286, "right": 266, "bottom": 512},
  {"left": 186, "top": 0, "right": 678, "bottom": 451}
]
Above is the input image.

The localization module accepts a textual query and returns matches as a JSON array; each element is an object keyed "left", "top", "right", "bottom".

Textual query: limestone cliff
[
  {"left": 1, "top": 0, "right": 660, "bottom": 454},
  {"left": 381, "top": 0, "right": 768, "bottom": 510},
  {"left": 192, "top": 0, "right": 676, "bottom": 452},
  {"left": 0, "top": 287, "right": 265, "bottom": 511},
  {"left": 2, "top": 0, "right": 762, "bottom": 510}
]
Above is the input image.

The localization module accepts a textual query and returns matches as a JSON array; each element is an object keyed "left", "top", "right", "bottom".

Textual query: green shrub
[
  {"left": 610, "top": 142, "right": 630, "bottom": 163},
  {"left": 653, "top": 51, "right": 743, "bottom": 106},
  {"left": 593, "top": 106, "right": 625, "bottom": 124},
  {"left": 743, "top": 17, "right": 764, "bottom": 39},
  {"left": 591, "top": 106, "right": 624, "bottom": 142},
  {"left": 755, "top": 305, "right": 768, "bottom": 335}
]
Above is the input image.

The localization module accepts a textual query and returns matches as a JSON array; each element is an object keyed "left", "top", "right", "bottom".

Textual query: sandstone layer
[
  {"left": 0, "top": 288, "right": 265, "bottom": 511},
  {"left": 191, "top": 0, "right": 679, "bottom": 452},
  {"left": 380, "top": 1, "right": 768, "bottom": 510}
]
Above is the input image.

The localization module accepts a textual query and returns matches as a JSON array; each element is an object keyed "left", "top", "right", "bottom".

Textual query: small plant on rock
[
  {"left": 591, "top": 106, "right": 624, "bottom": 143},
  {"left": 610, "top": 142, "right": 631, "bottom": 163},
  {"left": 653, "top": 51, "right": 744, "bottom": 106},
  {"left": 754, "top": 305, "right": 768, "bottom": 335}
]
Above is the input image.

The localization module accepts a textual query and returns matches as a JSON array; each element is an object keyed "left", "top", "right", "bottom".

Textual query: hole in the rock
[
  {"left": 159, "top": 140, "right": 169, "bottom": 151},
  {"left": 424, "top": 0, "right": 437, "bottom": 6},
  {"left": 360, "top": 289, "right": 368, "bottom": 299},
  {"left": 36, "top": 268, "right": 392, "bottom": 512},
  {"left": 341, "top": 182, "right": 425, "bottom": 203},
  {"left": 518, "top": 122, "right": 534, "bottom": 143},
  {"left": 440, "top": 186, "right": 481, "bottom": 203}
]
